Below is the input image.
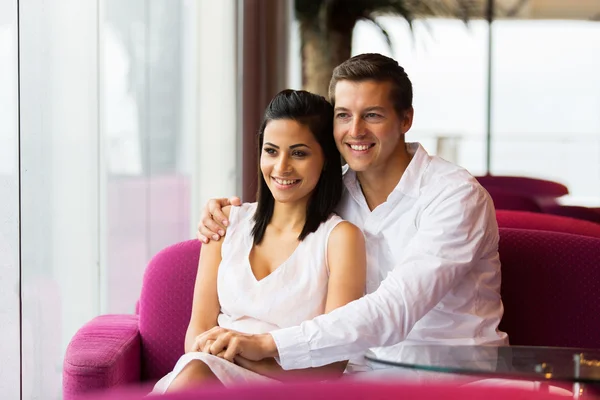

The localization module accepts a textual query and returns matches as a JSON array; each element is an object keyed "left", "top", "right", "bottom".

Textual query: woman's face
[{"left": 260, "top": 119, "right": 325, "bottom": 206}]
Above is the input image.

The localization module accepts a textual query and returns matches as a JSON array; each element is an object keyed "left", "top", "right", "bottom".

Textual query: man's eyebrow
[
  {"left": 334, "top": 106, "right": 386, "bottom": 113},
  {"left": 364, "top": 106, "right": 386, "bottom": 113}
]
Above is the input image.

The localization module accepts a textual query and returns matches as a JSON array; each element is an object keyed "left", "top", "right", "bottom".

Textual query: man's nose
[{"left": 349, "top": 118, "right": 366, "bottom": 138}]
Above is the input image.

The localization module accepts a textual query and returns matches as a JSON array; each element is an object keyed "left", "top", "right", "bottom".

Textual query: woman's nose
[{"left": 275, "top": 156, "right": 292, "bottom": 175}]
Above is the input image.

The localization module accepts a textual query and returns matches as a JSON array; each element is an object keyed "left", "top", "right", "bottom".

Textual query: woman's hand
[
  {"left": 197, "top": 196, "right": 242, "bottom": 243},
  {"left": 195, "top": 326, "right": 278, "bottom": 362}
]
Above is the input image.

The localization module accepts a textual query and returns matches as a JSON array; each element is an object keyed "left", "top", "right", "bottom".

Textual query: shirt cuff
[{"left": 270, "top": 326, "right": 312, "bottom": 370}]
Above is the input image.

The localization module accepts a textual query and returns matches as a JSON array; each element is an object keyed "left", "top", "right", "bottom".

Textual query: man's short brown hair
[{"left": 328, "top": 53, "right": 413, "bottom": 117}]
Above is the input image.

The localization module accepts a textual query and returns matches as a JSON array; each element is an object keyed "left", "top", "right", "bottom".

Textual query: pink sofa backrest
[
  {"left": 138, "top": 239, "right": 201, "bottom": 381},
  {"left": 498, "top": 228, "right": 600, "bottom": 348},
  {"left": 496, "top": 210, "right": 600, "bottom": 239},
  {"left": 476, "top": 175, "right": 569, "bottom": 199},
  {"left": 136, "top": 228, "right": 600, "bottom": 381},
  {"left": 485, "top": 187, "right": 543, "bottom": 213}
]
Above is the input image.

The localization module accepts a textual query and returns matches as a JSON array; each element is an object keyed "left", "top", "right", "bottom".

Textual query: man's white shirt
[{"left": 270, "top": 142, "right": 508, "bottom": 370}]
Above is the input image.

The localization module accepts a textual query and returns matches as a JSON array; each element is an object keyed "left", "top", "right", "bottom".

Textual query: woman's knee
[{"left": 167, "top": 360, "right": 220, "bottom": 392}]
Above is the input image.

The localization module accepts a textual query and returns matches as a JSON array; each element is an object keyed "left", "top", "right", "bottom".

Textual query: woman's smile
[{"left": 272, "top": 177, "right": 302, "bottom": 190}]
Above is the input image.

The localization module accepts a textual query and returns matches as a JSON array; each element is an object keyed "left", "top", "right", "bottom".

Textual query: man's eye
[
  {"left": 336, "top": 113, "right": 349, "bottom": 119},
  {"left": 365, "top": 113, "right": 380, "bottom": 119}
]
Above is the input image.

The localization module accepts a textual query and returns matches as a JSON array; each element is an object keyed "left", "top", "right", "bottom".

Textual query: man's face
[{"left": 333, "top": 80, "right": 413, "bottom": 174}]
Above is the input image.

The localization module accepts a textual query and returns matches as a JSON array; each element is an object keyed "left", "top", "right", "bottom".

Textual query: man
[{"left": 195, "top": 53, "right": 507, "bottom": 370}]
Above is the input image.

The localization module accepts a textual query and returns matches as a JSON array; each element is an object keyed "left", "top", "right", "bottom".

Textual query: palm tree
[{"left": 295, "top": 0, "right": 491, "bottom": 96}]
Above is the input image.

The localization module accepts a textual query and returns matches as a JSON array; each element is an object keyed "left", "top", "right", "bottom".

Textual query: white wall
[{"left": 194, "top": 0, "right": 240, "bottom": 221}]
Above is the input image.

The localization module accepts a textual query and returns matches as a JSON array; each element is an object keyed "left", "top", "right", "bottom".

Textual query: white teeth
[
  {"left": 274, "top": 178, "right": 299, "bottom": 186},
  {"left": 350, "top": 144, "right": 371, "bottom": 151}
]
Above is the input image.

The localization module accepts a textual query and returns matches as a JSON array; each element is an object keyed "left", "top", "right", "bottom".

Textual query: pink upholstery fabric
[
  {"left": 496, "top": 210, "right": 600, "bottom": 238},
  {"left": 476, "top": 175, "right": 569, "bottom": 199},
  {"left": 77, "top": 381, "right": 581, "bottom": 400},
  {"left": 139, "top": 239, "right": 201, "bottom": 381},
  {"left": 63, "top": 314, "right": 141, "bottom": 399},
  {"left": 63, "top": 240, "right": 200, "bottom": 398},
  {"left": 498, "top": 228, "right": 600, "bottom": 348},
  {"left": 542, "top": 204, "right": 600, "bottom": 224},
  {"left": 485, "top": 187, "right": 543, "bottom": 213}
]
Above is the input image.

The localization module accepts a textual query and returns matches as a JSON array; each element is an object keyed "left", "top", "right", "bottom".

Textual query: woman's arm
[
  {"left": 235, "top": 221, "right": 367, "bottom": 379},
  {"left": 185, "top": 207, "right": 231, "bottom": 353}
]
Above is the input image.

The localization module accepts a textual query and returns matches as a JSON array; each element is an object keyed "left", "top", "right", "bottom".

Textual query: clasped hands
[{"left": 192, "top": 326, "right": 277, "bottom": 364}]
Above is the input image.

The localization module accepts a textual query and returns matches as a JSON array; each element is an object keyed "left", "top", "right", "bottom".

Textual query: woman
[{"left": 154, "top": 89, "right": 366, "bottom": 392}]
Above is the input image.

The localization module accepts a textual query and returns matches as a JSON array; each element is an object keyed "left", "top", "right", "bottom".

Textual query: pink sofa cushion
[{"left": 78, "top": 380, "right": 574, "bottom": 400}]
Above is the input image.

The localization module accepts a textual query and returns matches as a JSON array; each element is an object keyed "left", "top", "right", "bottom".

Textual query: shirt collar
[{"left": 342, "top": 142, "right": 431, "bottom": 202}]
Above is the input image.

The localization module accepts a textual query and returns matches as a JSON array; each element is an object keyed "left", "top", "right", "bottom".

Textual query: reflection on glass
[
  {"left": 102, "top": 0, "right": 195, "bottom": 314},
  {"left": 0, "top": 0, "right": 20, "bottom": 398},
  {"left": 366, "top": 344, "right": 600, "bottom": 383}
]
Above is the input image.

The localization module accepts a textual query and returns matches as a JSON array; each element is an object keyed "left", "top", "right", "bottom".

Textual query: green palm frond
[
  {"left": 361, "top": 15, "right": 393, "bottom": 48},
  {"left": 294, "top": 0, "right": 529, "bottom": 94}
]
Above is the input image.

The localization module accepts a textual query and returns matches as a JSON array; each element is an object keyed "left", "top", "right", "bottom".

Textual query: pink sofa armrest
[{"left": 63, "top": 314, "right": 141, "bottom": 400}]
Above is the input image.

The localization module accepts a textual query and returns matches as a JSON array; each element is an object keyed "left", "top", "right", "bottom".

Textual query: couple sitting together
[{"left": 153, "top": 53, "right": 508, "bottom": 393}]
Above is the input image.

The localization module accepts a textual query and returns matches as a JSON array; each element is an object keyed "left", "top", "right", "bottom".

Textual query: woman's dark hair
[{"left": 252, "top": 89, "right": 342, "bottom": 245}]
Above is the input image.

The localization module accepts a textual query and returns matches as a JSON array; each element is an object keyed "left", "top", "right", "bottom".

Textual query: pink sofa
[
  {"left": 498, "top": 228, "right": 600, "bottom": 348},
  {"left": 64, "top": 227, "right": 600, "bottom": 398},
  {"left": 77, "top": 381, "right": 584, "bottom": 400},
  {"left": 63, "top": 240, "right": 201, "bottom": 399},
  {"left": 496, "top": 210, "right": 600, "bottom": 238}
]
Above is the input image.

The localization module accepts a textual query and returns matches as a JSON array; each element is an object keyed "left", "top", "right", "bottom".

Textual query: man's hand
[
  {"left": 197, "top": 196, "right": 242, "bottom": 243},
  {"left": 195, "top": 326, "right": 278, "bottom": 362}
]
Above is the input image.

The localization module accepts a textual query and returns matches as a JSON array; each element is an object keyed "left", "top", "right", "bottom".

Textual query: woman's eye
[
  {"left": 292, "top": 150, "right": 306, "bottom": 158},
  {"left": 264, "top": 148, "right": 276, "bottom": 155}
]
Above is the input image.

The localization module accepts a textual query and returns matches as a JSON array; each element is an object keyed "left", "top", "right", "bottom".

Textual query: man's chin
[{"left": 344, "top": 160, "right": 370, "bottom": 172}]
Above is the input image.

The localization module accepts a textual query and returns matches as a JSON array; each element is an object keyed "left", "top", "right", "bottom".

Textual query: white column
[
  {"left": 0, "top": 0, "right": 21, "bottom": 398},
  {"left": 192, "top": 0, "right": 240, "bottom": 233}
]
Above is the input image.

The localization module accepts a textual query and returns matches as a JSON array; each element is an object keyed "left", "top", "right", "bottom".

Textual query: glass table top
[{"left": 365, "top": 344, "right": 600, "bottom": 383}]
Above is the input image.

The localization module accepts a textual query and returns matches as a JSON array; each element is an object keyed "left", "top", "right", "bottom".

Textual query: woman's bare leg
[{"left": 166, "top": 360, "right": 222, "bottom": 392}]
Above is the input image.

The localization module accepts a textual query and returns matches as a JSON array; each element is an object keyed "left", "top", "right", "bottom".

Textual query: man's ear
[{"left": 401, "top": 107, "right": 414, "bottom": 134}]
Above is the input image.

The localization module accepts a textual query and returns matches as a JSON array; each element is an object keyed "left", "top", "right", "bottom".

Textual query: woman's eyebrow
[{"left": 290, "top": 144, "right": 310, "bottom": 149}]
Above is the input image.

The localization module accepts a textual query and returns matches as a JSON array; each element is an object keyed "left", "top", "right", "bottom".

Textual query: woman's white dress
[{"left": 153, "top": 202, "right": 344, "bottom": 391}]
